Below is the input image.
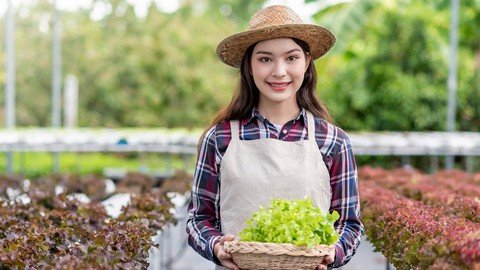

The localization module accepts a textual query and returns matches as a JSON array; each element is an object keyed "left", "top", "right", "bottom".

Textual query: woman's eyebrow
[
  {"left": 255, "top": 50, "right": 273, "bottom": 55},
  {"left": 255, "top": 48, "right": 302, "bottom": 55}
]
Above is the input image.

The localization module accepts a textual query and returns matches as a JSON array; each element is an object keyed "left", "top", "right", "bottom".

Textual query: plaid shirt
[{"left": 186, "top": 108, "right": 364, "bottom": 268}]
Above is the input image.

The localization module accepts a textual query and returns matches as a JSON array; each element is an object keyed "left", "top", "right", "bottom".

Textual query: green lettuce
[{"left": 239, "top": 197, "right": 340, "bottom": 248}]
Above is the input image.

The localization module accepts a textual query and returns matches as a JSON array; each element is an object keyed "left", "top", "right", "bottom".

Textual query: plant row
[
  {"left": 0, "top": 170, "right": 191, "bottom": 203},
  {"left": 360, "top": 180, "right": 480, "bottom": 270},
  {"left": 428, "top": 169, "right": 480, "bottom": 198},
  {"left": 359, "top": 167, "right": 480, "bottom": 198},
  {"left": 0, "top": 171, "right": 192, "bottom": 269},
  {"left": 359, "top": 166, "right": 480, "bottom": 223}
]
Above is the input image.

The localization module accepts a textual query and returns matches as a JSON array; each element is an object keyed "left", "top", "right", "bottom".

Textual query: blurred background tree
[
  {"left": 0, "top": 0, "right": 479, "bottom": 131},
  {"left": 315, "top": 0, "right": 480, "bottom": 131}
]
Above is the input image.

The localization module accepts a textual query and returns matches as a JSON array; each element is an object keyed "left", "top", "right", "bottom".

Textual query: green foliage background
[{"left": 0, "top": 0, "right": 479, "bottom": 131}]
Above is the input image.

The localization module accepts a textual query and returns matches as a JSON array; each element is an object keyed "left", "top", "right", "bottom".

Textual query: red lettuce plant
[
  {"left": 360, "top": 180, "right": 480, "bottom": 269},
  {"left": 359, "top": 166, "right": 480, "bottom": 223},
  {"left": 0, "top": 171, "right": 191, "bottom": 268}
]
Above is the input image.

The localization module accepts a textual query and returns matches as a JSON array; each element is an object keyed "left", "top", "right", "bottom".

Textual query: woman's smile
[{"left": 267, "top": 81, "right": 292, "bottom": 91}]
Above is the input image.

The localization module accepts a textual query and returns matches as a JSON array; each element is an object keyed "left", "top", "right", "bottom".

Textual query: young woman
[{"left": 186, "top": 5, "right": 363, "bottom": 270}]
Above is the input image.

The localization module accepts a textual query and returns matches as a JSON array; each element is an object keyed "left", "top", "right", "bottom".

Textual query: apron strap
[
  {"left": 306, "top": 111, "right": 315, "bottom": 142},
  {"left": 230, "top": 120, "right": 239, "bottom": 141}
]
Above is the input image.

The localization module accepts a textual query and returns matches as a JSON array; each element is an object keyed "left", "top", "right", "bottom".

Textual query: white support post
[
  {"left": 445, "top": 0, "right": 459, "bottom": 169},
  {"left": 5, "top": 0, "right": 16, "bottom": 174}
]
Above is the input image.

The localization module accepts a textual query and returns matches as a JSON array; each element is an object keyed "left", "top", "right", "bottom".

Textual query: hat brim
[{"left": 216, "top": 24, "right": 336, "bottom": 68}]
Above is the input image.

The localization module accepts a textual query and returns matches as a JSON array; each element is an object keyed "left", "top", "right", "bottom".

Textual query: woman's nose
[{"left": 272, "top": 61, "right": 286, "bottom": 78}]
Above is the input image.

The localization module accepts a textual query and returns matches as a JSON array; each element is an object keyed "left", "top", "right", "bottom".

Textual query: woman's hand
[
  {"left": 214, "top": 234, "right": 239, "bottom": 270},
  {"left": 315, "top": 247, "right": 335, "bottom": 270}
]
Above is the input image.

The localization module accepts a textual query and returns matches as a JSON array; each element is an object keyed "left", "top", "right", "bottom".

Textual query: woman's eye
[
  {"left": 259, "top": 57, "right": 272, "bottom": 63},
  {"left": 287, "top": 55, "right": 299, "bottom": 61}
]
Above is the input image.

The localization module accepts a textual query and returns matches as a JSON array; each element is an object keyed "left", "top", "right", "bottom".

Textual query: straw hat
[{"left": 216, "top": 5, "right": 336, "bottom": 68}]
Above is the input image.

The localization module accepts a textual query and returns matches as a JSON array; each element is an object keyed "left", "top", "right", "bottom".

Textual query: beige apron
[{"left": 215, "top": 111, "right": 331, "bottom": 270}]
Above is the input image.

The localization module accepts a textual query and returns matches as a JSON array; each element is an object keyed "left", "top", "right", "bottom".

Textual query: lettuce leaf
[{"left": 239, "top": 197, "right": 340, "bottom": 247}]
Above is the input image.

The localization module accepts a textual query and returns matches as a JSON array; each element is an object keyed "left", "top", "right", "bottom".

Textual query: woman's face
[{"left": 251, "top": 38, "right": 310, "bottom": 108}]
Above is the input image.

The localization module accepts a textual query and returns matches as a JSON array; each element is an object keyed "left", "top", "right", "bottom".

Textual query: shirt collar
[{"left": 244, "top": 107, "right": 307, "bottom": 126}]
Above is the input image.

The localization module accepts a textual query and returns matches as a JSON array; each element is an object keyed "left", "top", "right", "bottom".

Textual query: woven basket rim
[{"left": 224, "top": 240, "right": 333, "bottom": 257}]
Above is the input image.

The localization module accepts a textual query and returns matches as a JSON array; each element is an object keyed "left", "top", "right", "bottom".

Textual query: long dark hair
[{"left": 199, "top": 38, "right": 332, "bottom": 147}]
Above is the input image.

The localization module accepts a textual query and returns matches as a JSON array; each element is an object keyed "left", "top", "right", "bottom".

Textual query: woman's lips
[{"left": 268, "top": 82, "right": 291, "bottom": 91}]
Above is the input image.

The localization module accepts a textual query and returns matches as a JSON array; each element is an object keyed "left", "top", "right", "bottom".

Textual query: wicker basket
[{"left": 224, "top": 240, "right": 333, "bottom": 270}]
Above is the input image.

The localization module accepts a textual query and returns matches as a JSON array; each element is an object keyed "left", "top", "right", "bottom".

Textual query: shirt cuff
[
  {"left": 208, "top": 235, "right": 222, "bottom": 265},
  {"left": 332, "top": 243, "right": 345, "bottom": 268}
]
